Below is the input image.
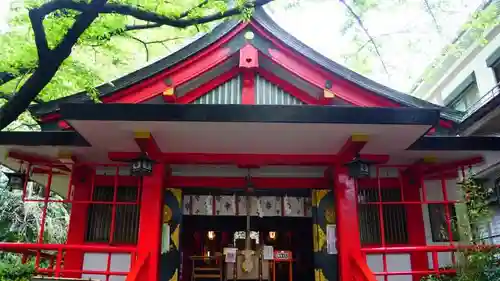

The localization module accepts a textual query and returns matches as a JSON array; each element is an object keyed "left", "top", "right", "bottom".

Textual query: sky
[
  {"left": 0, "top": 0, "right": 10, "bottom": 33},
  {"left": 265, "top": 0, "right": 486, "bottom": 92},
  {"left": 0, "top": 0, "right": 487, "bottom": 93}
]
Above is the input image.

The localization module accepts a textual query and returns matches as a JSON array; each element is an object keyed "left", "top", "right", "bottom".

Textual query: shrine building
[{"left": 1, "top": 7, "right": 500, "bottom": 281}]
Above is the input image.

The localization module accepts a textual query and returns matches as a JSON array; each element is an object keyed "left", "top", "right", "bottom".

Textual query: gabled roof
[{"left": 30, "top": 7, "right": 462, "bottom": 123}]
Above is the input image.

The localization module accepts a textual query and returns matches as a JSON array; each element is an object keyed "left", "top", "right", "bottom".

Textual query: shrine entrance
[{"left": 180, "top": 191, "right": 314, "bottom": 281}]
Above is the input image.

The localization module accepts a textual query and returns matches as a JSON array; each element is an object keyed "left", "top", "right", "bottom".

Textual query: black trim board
[
  {"left": 0, "top": 131, "right": 90, "bottom": 147},
  {"left": 60, "top": 103, "right": 439, "bottom": 125},
  {"left": 408, "top": 136, "right": 500, "bottom": 151}
]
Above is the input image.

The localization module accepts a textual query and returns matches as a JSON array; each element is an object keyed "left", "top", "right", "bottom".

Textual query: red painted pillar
[
  {"left": 65, "top": 165, "right": 93, "bottom": 277},
  {"left": 241, "top": 70, "right": 255, "bottom": 104},
  {"left": 403, "top": 172, "right": 428, "bottom": 281},
  {"left": 136, "top": 163, "right": 166, "bottom": 281},
  {"left": 333, "top": 165, "right": 361, "bottom": 281}
]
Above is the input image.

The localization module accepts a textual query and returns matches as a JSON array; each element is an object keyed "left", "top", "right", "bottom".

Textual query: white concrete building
[{"left": 412, "top": 0, "right": 500, "bottom": 245}]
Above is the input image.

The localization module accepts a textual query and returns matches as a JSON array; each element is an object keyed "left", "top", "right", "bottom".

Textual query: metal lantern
[
  {"left": 245, "top": 169, "right": 254, "bottom": 193},
  {"left": 345, "top": 156, "right": 371, "bottom": 179},
  {"left": 130, "top": 154, "right": 155, "bottom": 176},
  {"left": 5, "top": 171, "right": 26, "bottom": 191}
]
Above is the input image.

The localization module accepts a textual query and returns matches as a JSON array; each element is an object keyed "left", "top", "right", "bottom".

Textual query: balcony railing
[{"left": 463, "top": 81, "right": 500, "bottom": 119}]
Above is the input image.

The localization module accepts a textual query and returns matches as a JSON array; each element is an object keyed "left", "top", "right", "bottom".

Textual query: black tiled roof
[{"left": 30, "top": 8, "right": 462, "bottom": 123}]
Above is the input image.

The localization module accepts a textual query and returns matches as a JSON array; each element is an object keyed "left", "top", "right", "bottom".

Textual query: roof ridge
[{"left": 252, "top": 8, "right": 462, "bottom": 122}]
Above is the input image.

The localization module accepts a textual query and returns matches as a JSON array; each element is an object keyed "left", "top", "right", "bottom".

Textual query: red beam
[
  {"left": 337, "top": 135, "right": 369, "bottom": 164},
  {"left": 249, "top": 21, "right": 456, "bottom": 130},
  {"left": 31, "top": 167, "right": 66, "bottom": 175},
  {"left": 422, "top": 156, "right": 483, "bottom": 176},
  {"left": 103, "top": 47, "right": 232, "bottom": 104},
  {"left": 134, "top": 132, "right": 162, "bottom": 158},
  {"left": 170, "top": 176, "right": 326, "bottom": 189},
  {"left": 108, "top": 152, "right": 389, "bottom": 166},
  {"left": 8, "top": 151, "right": 71, "bottom": 172},
  {"left": 177, "top": 67, "right": 240, "bottom": 104},
  {"left": 95, "top": 175, "right": 400, "bottom": 189},
  {"left": 239, "top": 44, "right": 259, "bottom": 69},
  {"left": 249, "top": 22, "right": 398, "bottom": 108},
  {"left": 256, "top": 68, "right": 322, "bottom": 105},
  {"left": 101, "top": 24, "right": 249, "bottom": 104},
  {"left": 162, "top": 86, "right": 176, "bottom": 103},
  {"left": 241, "top": 70, "right": 255, "bottom": 104}
]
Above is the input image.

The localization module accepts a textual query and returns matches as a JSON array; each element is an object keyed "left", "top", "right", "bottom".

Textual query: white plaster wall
[
  {"left": 82, "top": 253, "right": 131, "bottom": 281},
  {"left": 421, "top": 180, "right": 462, "bottom": 269},
  {"left": 366, "top": 254, "right": 412, "bottom": 281},
  {"left": 414, "top": 25, "right": 500, "bottom": 103}
]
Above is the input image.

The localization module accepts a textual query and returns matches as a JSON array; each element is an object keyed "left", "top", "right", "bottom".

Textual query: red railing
[
  {"left": 0, "top": 158, "right": 141, "bottom": 280},
  {"left": 125, "top": 252, "right": 150, "bottom": 281},
  {"left": 351, "top": 255, "right": 377, "bottom": 281},
  {"left": 355, "top": 162, "right": 487, "bottom": 280},
  {"left": 0, "top": 243, "right": 136, "bottom": 278}
]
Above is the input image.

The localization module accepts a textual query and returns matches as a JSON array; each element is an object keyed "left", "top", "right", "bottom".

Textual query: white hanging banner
[
  {"left": 284, "top": 195, "right": 292, "bottom": 216},
  {"left": 205, "top": 195, "right": 213, "bottom": 215},
  {"left": 326, "top": 224, "right": 337, "bottom": 255},
  {"left": 257, "top": 197, "right": 264, "bottom": 218},
  {"left": 161, "top": 223, "right": 170, "bottom": 254}
]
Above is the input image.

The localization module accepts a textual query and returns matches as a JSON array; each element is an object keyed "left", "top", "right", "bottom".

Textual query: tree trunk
[{"left": 0, "top": 62, "right": 60, "bottom": 130}]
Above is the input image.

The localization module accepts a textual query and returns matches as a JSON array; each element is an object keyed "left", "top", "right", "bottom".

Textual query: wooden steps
[
  {"left": 195, "top": 267, "right": 221, "bottom": 271},
  {"left": 194, "top": 273, "right": 222, "bottom": 278},
  {"left": 191, "top": 256, "right": 223, "bottom": 281}
]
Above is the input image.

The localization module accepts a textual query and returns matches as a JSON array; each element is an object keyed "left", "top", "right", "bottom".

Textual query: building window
[
  {"left": 428, "top": 203, "right": 459, "bottom": 242},
  {"left": 358, "top": 188, "right": 408, "bottom": 245},
  {"left": 86, "top": 186, "right": 141, "bottom": 244},
  {"left": 493, "top": 63, "right": 500, "bottom": 84},
  {"left": 449, "top": 82, "right": 480, "bottom": 111}
]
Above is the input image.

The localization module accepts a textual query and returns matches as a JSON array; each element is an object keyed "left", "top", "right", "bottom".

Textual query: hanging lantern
[
  {"left": 130, "top": 154, "right": 155, "bottom": 176},
  {"left": 245, "top": 169, "right": 254, "bottom": 193},
  {"left": 5, "top": 171, "right": 26, "bottom": 191},
  {"left": 345, "top": 155, "right": 371, "bottom": 179}
]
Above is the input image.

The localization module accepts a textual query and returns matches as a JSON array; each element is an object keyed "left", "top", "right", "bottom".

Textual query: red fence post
[
  {"left": 333, "top": 165, "right": 362, "bottom": 281},
  {"left": 65, "top": 165, "right": 93, "bottom": 277},
  {"left": 403, "top": 171, "right": 428, "bottom": 281},
  {"left": 136, "top": 163, "right": 166, "bottom": 281}
]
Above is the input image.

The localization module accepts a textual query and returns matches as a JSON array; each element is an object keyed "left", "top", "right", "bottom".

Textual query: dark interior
[{"left": 181, "top": 215, "right": 314, "bottom": 281}]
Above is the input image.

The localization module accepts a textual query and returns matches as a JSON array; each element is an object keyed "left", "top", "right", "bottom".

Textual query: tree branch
[
  {"left": 339, "top": 0, "right": 390, "bottom": 79},
  {"left": 422, "top": 0, "right": 442, "bottom": 34},
  {"left": 54, "top": 0, "right": 108, "bottom": 57},
  {"left": 49, "top": 0, "right": 273, "bottom": 28},
  {"left": 125, "top": 34, "right": 184, "bottom": 61},
  {"left": 0, "top": 0, "right": 274, "bottom": 130},
  {"left": 0, "top": 92, "right": 43, "bottom": 104},
  {"left": 178, "top": 0, "right": 210, "bottom": 19},
  {"left": 0, "top": 68, "right": 32, "bottom": 86},
  {"left": 28, "top": 9, "right": 50, "bottom": 60},
  {"left": 126, "top": 35, "right": 151, "bottom": 61},
  {"left": 0, "top": 0, "right": 108, "bottom": 130},
  {"left": 124, "top": 23, "right": 163, "bottom": 32}
]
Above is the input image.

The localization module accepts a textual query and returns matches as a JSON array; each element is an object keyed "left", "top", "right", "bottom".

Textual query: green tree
[
  {"left": 421, "top": 176, "right": 500, "bottom": 281},
  {"left": 0, "top": 172, "right": 70, "bottom": 263},
  {"left": 0, "top": 0, "right": 272, "bottom": 130}
]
